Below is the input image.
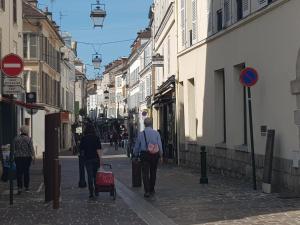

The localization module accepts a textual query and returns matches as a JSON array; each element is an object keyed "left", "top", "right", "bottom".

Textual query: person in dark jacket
[
  {"left": 13, "top": 125, "right": 35, "bottom": 194},
  {"left": 80, "top": 124, "right": 102, "bottom": 198}
]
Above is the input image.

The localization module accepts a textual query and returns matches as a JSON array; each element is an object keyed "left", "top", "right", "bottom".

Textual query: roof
[
  {"left": 23, "top": 1, "right": 46, "bottom": 18},
  {"left": 23, "top": 1, "right": 64, "bottom": 44}
]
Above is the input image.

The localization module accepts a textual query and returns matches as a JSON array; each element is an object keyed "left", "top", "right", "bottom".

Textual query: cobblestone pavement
[
  {"left": 1, "top": 144, "right": 300, "bottom": 225},
  {"left": 0, "top": 152, "right": 146, "bottom": 225},
  {"left": 103, "top": 145, "right": 300, "bottom": 225}
]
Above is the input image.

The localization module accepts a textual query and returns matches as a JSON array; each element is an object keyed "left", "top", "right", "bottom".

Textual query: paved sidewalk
[
  {"left": 103, "top": 145, "right": 300, "bottom": 225},
  {"left": 1, "top": 144, "right": 300, "bottom": 225},
  {"left": 0, "top": 154, "right": 146, "bottom": 225}
]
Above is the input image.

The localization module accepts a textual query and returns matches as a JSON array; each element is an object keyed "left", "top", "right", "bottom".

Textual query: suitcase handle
[{"left": 101, "top": 163, "right": 112, "bottom": 169}]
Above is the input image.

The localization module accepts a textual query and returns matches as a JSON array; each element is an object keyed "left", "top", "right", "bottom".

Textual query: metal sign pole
[
  {"left": 31, "top": 109, "right": 33, "bottom": 139},
  {"left": 9, "top": 94, "right": 14, "bottom": 205},
  {"left": 247, "top": 87, "right": 257, "bottom": 190}
]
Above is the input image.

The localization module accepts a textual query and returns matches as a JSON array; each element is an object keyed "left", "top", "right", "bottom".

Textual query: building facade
[
  {"left": 60, "top": 32, "right": 77, "bottom": 150},
  {"left": 177, "top": 0, "right": 300, "bottom": 192},
  {"left": 0, "top": 0, "right": 23, "bottom": 151},
  {"left": 152, "top": 0, "right": 177, "bottom": 161},
  {"left": 127, "top": 29, "right": 151, "bottom": 135},
  {"left": 74, "top": 59, "right": 87, "bottom": 121},
  {"left": 23, "top": 1, "right": 64, "bottom": 156}
]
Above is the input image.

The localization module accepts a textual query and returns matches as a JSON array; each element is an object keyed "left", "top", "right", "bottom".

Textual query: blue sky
[{"left": 37, "top": 0, "right": 152, "bottom": 79}]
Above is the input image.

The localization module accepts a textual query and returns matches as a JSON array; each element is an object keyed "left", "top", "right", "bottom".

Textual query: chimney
[
  {"left": 44, "top": 7, "right": 52, "bottom": 21},
  {"left": 27, "top": 0, "right": 38, "bottom": 8}
]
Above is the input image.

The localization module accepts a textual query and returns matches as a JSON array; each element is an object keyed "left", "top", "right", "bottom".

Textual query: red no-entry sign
[{"left": 1, "top": 54, "right": 24, "bottom": 77}]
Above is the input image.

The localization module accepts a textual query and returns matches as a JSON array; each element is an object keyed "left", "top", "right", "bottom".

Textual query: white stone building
[
  {"left": 127, "top": 29, "right": 151, "bottom": 131},
  {"left": 0, "top": 0, "right": 23, "bottom": 148},
  {"left": 177, "top": 0, "right": 300, "bottom": 192},
  {"left": 60, "top": 32, "right": 76, "bottom": 150},
  {"left": 152, "top": 0, "right": 177, "bottom": 160}
]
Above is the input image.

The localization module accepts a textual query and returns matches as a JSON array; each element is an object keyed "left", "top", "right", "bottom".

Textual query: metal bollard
[
  {"left": 53, "top": 159, "right": 60, "bottom": 209},
  {"left": 200, "top": 146, "right": 208, "bottom": 184}
]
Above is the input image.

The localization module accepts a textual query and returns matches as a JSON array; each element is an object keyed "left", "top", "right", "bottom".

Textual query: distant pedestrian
[
  {"left": 13, "top": 125, "right": 35, "bottom": 194},
  {"left": 134, "top": 118, "right": 163, "bottom": 198},
  {"left": 112, "top": 130, "right": 120, "bottom": 151},
  {"left": 80, "top": 124, "right": 102, "bottom": 199}
]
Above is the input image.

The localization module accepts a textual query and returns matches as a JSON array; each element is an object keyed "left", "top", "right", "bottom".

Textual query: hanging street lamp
[
  {"left": 90, "top": 0, "right": 107, "bottom": 28},
  {"left": 104, "top": 89, "right": 109, "bottom": 100},
  {"left": 92, "top": 53, "right": 102, "bottom": 69}
]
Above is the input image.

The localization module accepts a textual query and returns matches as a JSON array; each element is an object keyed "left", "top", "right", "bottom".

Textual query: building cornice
[
  {"left": 177, "top": 0, "right": 289, "bottom": 58},
  {"left": 154, "top": 2, "right": 174, "bottom": 42}
]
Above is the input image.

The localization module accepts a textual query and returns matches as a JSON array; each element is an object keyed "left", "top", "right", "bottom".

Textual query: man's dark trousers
[
  {"left": 85, "top": 159, "right": 99, "bottom": 195},
  {"left": 15, "top": 157, "right": 32, "bottom": 189},
  {"left": 141, "top": 152, "right": 159, "bottom": 193}
]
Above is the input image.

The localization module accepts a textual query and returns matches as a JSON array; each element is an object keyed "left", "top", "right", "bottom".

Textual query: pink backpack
[{"left": 143, "top": 131, "right": 159, "bottom": 154}]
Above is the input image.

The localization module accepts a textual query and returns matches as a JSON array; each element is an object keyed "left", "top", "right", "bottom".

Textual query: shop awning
[{"left": 0, "top": 96, "right": 46, "bottom": 110}]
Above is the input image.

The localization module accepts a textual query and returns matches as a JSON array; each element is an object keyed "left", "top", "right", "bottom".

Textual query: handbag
[{"left": 143, "top": 131, "right": 159, "bottom": 154}]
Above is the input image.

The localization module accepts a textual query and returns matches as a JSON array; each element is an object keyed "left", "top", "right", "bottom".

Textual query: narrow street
[{"left": 0, "top": 144, "right": 300, "bottom": 225}]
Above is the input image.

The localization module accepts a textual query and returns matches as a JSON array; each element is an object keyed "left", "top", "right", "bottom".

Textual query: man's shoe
[
  {"left": 25, "top": 188, "right": 29, "bottom": 192},
  {"left": 144, "top": 192, "right": 150, "bottom": 198},
  {"left": 150, "top": 190, "right": 155, "bottom": 196},
  {"left": 89, "top": 194, "right": 94, "bottom": 199}
]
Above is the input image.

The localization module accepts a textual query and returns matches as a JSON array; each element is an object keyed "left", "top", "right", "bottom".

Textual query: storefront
[{"left": 153, "top": 75, "right": 176, "bottom": 162}]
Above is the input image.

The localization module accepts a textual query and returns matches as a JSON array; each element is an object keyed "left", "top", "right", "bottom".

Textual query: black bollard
[
  {"left": 78, "top": 155, "right": 87, "bottom": 188},
  {"left": 200, "top": 146, "right": 208, "bottom": 184}
]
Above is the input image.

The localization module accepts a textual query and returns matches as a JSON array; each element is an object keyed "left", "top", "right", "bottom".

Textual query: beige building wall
[
  {"left": 177, "top": 0, "right": 300, "bottom": 192},
  {"left": 0, "top": 0, "right": 23, "bottom": 94}
]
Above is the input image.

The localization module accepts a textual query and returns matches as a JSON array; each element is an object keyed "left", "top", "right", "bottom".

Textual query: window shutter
[
  {"left": 223, "top": 0, "right": 231, "bottom": 28},
  {"left": 207, "top": 0, "right": 213, "bottom": 36},
  {"left": 257, "top": 0, "right": 268, "bottom": 9},
  {"left": 192, "top": 0, "right": 197, "bottom": 44},
  {"left": 242, "top": 0, "right": 250, "bottom": 17},
  {"left": 181, "top": 0, "right": 186, "bottom": 47}
]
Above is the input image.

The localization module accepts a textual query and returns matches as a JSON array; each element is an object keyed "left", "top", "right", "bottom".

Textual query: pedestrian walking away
[
  {"left": 112, "top": 130, "right": 120, "bottom": 151},
  {"left": 13, "top": 125, "right": 35, "bottom": 194},
  {"left": 79, "top": 123, "right": 102, "bottom": 199},
  {"left": 134, "top": 117, "right": 163, "bottom": 198}
]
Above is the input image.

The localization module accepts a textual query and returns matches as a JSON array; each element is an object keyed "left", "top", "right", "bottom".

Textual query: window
[
  {"left": 180, "top": 0, "right": 186, "bottom": 47},
  {"left": 23, "top": 71, "right": 38, "bottom": 94},
  {"left": 191, "top": 0, "right": 197, "bottom": 44},
  {"left": 242, "top": 0, "right": 250, "bottom": 17},
  {"left": 236, "top": 0, "right": 243, "bottom": 21},
  {"left": 0, "top": 0, "right": 5, "bottom": 11},
  {"left": 217, "top": 9, "right": 223, "bottom": 32},
  {"left": 13, "top": 0, "right": 17, "bottom": 24},
  {"left": 223, "top": 0, "right": 231, "bottom": 27},
  {"left": 23, "top": 33, "right": 38, "bottom": 59}
]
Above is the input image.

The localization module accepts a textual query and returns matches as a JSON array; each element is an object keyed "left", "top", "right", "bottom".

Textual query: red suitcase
[{"left": 95, "top": 164, "right": 116, "bottom": 200}]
